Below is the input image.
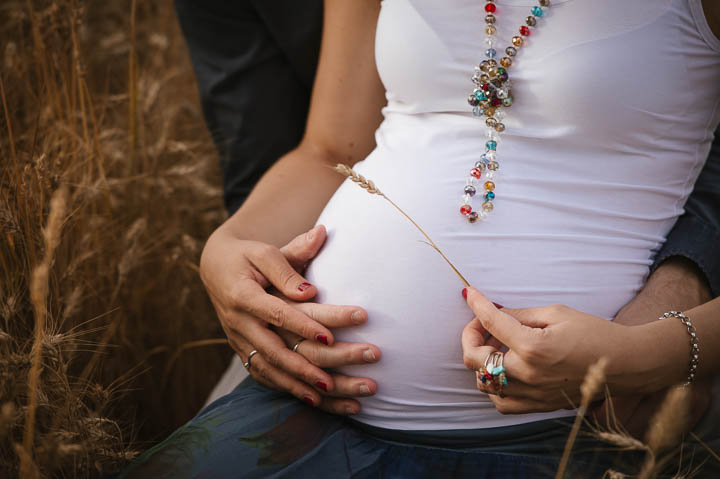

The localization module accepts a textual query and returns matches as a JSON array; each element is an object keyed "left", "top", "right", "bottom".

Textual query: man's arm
[
  {"left": 649, "top": 126, "right": 720, "bottom": 298},
  {"left": 602, "top": 127, "right": 720, "bottom": 437}
]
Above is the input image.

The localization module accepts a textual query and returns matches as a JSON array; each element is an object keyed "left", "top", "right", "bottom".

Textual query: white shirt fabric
[{"left": 304, "top": 0, "right": 720, "bottom": 430}]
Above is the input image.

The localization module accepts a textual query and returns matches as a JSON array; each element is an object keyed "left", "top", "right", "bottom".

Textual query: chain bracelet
[{"left": 659, "top": 311, "right": 699, "bottom": 386}]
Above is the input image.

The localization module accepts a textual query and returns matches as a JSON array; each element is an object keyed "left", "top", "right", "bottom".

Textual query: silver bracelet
[{"left": 658, "top": 311, "right": 699, "bottom": 386}]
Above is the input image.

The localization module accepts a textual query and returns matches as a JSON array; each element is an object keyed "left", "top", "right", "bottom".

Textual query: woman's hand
[
  {"left": 461, "top": 287, "right": 634, "bottom": 414},
  {"left": 200, "top": 224, "right": 381, "bottom": 415}
]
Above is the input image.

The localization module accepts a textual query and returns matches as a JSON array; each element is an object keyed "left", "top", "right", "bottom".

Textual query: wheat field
[
  {"left": 2, "top": 1, "right": 719, "bottom": 478},
  {"left": 1, "top": 1, "right": 232, "bottom": 476}
]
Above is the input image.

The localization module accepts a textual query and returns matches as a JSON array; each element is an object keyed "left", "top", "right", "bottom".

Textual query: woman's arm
[
  {"left": 199, "top": 0, "right": 386, "bottom": 412},
  {"left": 219, "top": 0, "right": 385, "bottom": 245}
]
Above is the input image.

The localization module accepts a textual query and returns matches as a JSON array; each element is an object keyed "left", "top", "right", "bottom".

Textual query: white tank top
[{"left": 304, "top": 0, "right": 720, "bottom": 430}]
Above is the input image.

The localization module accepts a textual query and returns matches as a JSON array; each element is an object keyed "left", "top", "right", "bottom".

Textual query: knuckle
[
  {"left": 518, "top": 338, "right": 540, "bottom": 360},
  {"left": 255, "top": 243, "right": 278, "bottom": 259},
  {"left": 278, "top": 266, "right": 299, "bottom": 289},
  {"left": 227, "top": 284, "right": 248, "bottom": 311},
  {"left": 263, "top": 348, "right": 281, "bottom": 367},
  {"left": 254, "top": 363, "right": 273, "bottom": 383},
  {"left": 463, "top": 354, "right": 475, "bottom": 370},
  {"left": 266, "top": 304, "right": 286, "bottom": 327},
  {"left": 300, "top": 344, "right": 320, "bottom": 365},
  {"left": 300, "top": 365, "right": 319, "bottom": 385}
]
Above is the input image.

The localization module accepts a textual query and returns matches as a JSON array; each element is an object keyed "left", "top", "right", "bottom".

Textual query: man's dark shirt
[{"left": 175, "top": 0, "right": 720, "bottom": 297}]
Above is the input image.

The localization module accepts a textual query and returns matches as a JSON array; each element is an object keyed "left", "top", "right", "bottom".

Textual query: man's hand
[
  {"left": 199, "top": 224, "right": 381, "bottom": 415},
  {"left": 590, "top": 257, "right": 713, "bottom": 438}
]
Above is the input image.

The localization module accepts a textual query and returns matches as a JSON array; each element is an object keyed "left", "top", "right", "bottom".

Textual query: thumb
[
  {"left": 465, "top": 287, "right": 530, "bottom": 350},
  {"left": 280, "top": 225, "right": 327, "bottom": 271}
]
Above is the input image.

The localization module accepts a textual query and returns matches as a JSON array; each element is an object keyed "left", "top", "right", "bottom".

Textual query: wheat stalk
[
  {"left": 638, "top": 386, "right": 692, "bottom": 479},
  {"left": 332, "top": 164, "right": 470, "bottom": 287},
  {"left": 21, "top": 186, "right": 69, "bottom": 478},
  {"left": 555, "top": 356, "right": 609, "bottom": 479}
]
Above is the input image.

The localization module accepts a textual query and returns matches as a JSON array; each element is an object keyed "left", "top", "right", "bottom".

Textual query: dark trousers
[{"left": 175, "top": 0, "right": 322, "bottom": 214}]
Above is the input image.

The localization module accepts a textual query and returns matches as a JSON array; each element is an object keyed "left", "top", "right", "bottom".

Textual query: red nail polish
[
  {"left": 303, "top": 396, "right": 315, "bottom": 406},
  {"left": 315, "top": 381, "right": 328, "bottom": 392},
  {"left": 317, "top": 335, "right": 329, "bottom": 345},
  {"left": 462, "top": 288, "right": 468, "bottom": 299},
  {"left": 492, "top": 302, "right": 504, "bottom": 309},
  {"left": 298, "top": 282, "right": 312, "bottom": 292}
]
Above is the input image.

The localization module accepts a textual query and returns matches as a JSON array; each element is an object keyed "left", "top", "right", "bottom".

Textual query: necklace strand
[{"left": 461, "top": 0, "right": 551, "bottom": 223}]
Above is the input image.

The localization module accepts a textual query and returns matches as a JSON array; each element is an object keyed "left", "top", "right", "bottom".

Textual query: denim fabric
[{"left": 117, "top": 377, "right": 650, "bottom": 479}]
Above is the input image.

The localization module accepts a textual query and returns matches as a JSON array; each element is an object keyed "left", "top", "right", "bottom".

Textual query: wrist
[{"left": 622, "top": 318, "right": 692, "bottom": 394}]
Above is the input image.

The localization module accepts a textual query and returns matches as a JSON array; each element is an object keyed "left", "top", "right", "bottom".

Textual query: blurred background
[{"left": 0, "top": 0, "right": 233, "bottom": 476}]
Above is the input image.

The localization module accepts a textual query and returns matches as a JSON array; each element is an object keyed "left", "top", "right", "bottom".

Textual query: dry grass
[
  {"left": 1, "top": 1, "right": 231, "bottom": 477},
  {"left": 2, "top": 2, "right": 719, "bottom": 479}
]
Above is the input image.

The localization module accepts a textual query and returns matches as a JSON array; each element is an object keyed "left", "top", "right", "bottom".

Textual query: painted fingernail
[
  {"left": 316, "top": 334, "right": 329, "bottom": 345},
  {"left": 351, "top": 310, "right": 366, "bottom": 324},
  {"left": 363, "top": 349, "right": 377, "bottom": 362},
  {"left": 462, "top": 288, "right": 468, "bottom": 299},
  {"left": 315, "top": 381, "right": 328, "bottom": 392},
  {"left": 359, "top": 384, "right": 371, "bottom": 395},
  {"left": 493, "top": 302, "right": 504, "bottom": 309},
  {"left": 303, "top": 396, "right": 315, "bottom": 406},
  {"left": 345, "top": 407, "right": 357, "bottom": 415},
  {"left": 298, "top": 282, "right": 312, "bottom": 292}
]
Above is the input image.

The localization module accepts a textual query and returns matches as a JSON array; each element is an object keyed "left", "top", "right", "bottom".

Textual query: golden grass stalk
[
  {"left": 638, "top": 386, "right": 692, "bottom": 479},
  {"left": 128, "top": 0, "right": 138, "bottom": 175},
  {"left": 332, "top": 164, "right": 470, "bottom": 287},
  {"left": 555, "top": 356, "right": 609, "bottom": 479},
  {"left": 20, "top": 186, "right": 69, "bottom": 478}
]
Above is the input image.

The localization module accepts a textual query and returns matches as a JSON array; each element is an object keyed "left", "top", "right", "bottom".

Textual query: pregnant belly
[{"left": 303, "top": 158, "right": 597, "bottom": 430}]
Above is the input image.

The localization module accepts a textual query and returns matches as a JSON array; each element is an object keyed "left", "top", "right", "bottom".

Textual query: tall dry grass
[{"left": 1, "top": 0, "right": 231, "bottom": 477}]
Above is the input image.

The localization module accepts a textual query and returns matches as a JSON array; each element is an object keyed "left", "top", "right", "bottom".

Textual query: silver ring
[
  {"left": 243, "top": 349, "right": 258, "bottom": 371},
  {"left": 291, "top": 338, "right": 306, "bottom": 353}
]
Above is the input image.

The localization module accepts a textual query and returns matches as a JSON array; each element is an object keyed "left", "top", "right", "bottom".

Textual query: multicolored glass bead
[{"left": 463, "top": 0, "right": 551, "bottom": 223}]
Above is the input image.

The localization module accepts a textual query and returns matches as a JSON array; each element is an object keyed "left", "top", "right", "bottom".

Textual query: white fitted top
[{"left": 304, "top": 0, "right": 720, "bottom": 430}]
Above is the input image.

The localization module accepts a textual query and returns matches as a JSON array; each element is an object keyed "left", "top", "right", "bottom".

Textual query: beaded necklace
[{"left": 462, "top": 0, "right": 551, "bottom": 223}]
